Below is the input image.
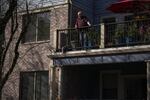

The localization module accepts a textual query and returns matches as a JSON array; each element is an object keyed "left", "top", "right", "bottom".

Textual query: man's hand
[{"left": 87, "top": 21, "right": 91, "bottom": 26}]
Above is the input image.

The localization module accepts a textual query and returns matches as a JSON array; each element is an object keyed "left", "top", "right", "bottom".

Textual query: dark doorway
[{"left": 61, "top": 62, "right": 146, "bottom": 100}]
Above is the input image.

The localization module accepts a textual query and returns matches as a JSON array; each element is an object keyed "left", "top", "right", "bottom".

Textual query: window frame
[
  {"left": 19, "top": 71, "right": 49, "bottom": 100},
  {"left": 22, "top": 11, "right": 50, "bottom": 43}
]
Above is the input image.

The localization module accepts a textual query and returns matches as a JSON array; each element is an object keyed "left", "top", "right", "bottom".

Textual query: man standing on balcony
[{"left": 75, "top": 11, "right": 91, "bottom": 49}]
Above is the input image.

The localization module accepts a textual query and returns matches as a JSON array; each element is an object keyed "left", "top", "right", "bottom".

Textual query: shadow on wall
[
  {"left": 27, "top": 50, "right": 45, "bottom": 70},
  {"left": 21, "top": 47, "right": 49, "bottom": 71}
]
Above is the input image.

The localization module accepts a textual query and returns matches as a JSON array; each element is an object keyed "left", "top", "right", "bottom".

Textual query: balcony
[{"left": 56, "top": 18, "right": 150, "bottom": 52}]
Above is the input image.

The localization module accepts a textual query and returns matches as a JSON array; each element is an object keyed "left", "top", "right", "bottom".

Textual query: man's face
[{"left": 78, "top": 11, "right": 82, "bottom": 17}]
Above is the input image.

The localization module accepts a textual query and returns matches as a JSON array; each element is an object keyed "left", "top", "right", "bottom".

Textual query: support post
[
  {"left": 50, "top": 66, "right": 56, "bottom": 100},
  {"left": 147, "top": 61, "right": 150, "bottom": 100},
  {"left": 100, "top": 23, "right": 105, "bottom": 48},
  {"left": 50, "top": 66, "right": 54, "bottom": 100},
  {"left": 57, "top": 67, "right": 62, "bottom": 100}
]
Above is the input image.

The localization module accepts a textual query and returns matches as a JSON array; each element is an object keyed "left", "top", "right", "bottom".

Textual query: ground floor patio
[{"left": 59, "top": 62, "right": 147, "bottom": 100}]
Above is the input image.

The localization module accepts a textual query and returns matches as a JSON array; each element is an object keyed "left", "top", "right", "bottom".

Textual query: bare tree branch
[
  {"left": 0, "top": 0, "right": 30, "bottom": 93},
  {"left": 1, "top": 13, "right": 18, "bottom": 70},
  {"left": 0, "top": 0, "right": 17, "bottom": 34}
]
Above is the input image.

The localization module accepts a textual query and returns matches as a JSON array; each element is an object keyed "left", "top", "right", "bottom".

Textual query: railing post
[
  {"left": 100, "top": 23, "right": 105, "bottom": 48},
  {"left": 147, "top": 60, "right": 150, "bottom": 100}
]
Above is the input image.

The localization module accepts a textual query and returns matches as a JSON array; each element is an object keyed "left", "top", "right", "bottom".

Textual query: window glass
[
  {"left": 24, "top": 15, "right": 37, "bottom": 42},
  {"left": 37, "top": 13, "right": 50, "bottom": 41},
  {"left": 23, "top": 12, "right": 50, "bottom": 43},
  {"left": 102, "top": 73, "right": 118, "bottom": 99},
  {"left": 20, "top": 73, "right": 34, "bottom": 100},
  {"left": 124, "top": 78, "right": 146, "bottom": 100},
  {"left": 20, "top": 71, "right": 49, "bottom": 100},
  {"left": 36, "top": 72, "right": 49, "bottom": 100}
]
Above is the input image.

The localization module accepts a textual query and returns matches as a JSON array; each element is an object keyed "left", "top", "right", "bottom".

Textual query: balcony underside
[{"left": 51, "top": 45, "right": 150, "bottom": 66}]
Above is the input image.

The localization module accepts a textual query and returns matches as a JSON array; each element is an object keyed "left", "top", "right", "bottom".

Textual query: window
[
  {"left": 23, "top": 12, "right": 50, "bottom": 43},
  {"left": 20, "top": 71, "right": 49, "bottom": 100},
  {"left": 124, "top": 78, "right": 146, "bottom": 100},
  {"left": 102, "top": 73, "right": 118, "bottom": 99}
]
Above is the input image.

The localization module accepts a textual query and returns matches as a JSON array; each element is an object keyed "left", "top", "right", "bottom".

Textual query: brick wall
[{"left": 2, "top": 3, "right": 69, "bottom": 100}]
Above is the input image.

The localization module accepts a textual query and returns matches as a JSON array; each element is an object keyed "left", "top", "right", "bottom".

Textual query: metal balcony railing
[
  {"left": 105, "top": 18, "right": 150, "bottom": 47},
  {"left": 56, "top": 25, "right": 100, "bottom": 52},
  {"left": 56, "top": 18, "right": 150, "bottom": 52}
]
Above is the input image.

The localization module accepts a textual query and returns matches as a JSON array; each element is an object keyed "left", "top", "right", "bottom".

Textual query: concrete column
[
  {"left": 50, "top": 66, "right": 62, "bottom": 100},
  {"left": 100, "top": 23, "right": 105, "bottom": 48},
  {"left": 147, "top": 61, "right": 150, "bottom": 100},
  {"left": 50, "top": 66, "right": 54, "bottom": 100},
  {"left": 57, "top": 67, "right": 62, "bottom": 100},
  {"left": 51, "top": 66, "right": 63, "bottom": 100},
  {"left": 50, "top": 66, "right": 56, "bottom": 100}
]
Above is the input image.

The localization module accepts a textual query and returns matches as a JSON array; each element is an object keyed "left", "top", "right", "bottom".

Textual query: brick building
[{"left": 2, "top": 0, "right": 150, "bottom": 100}]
